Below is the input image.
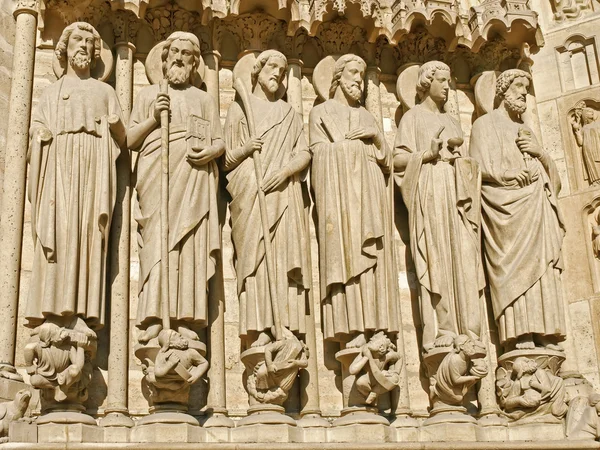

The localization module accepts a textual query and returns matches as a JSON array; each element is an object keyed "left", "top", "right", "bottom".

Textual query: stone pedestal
[
  {"left": 37, "top": 423, "right": 103, "bottom": 443},
  {"left": 130, "top": 423, "right": 206, "bottom": 443},
  {"left": 389, "top": 415, "right": 420, "bottom": 442},
  {"left": 328, "top": 423, "right": 391, "bottom": 443},
  {"left": 420, "top": 417, "right": 478, "bottom": 442},
  {"left": 231, "top": 422, "right": 303, "bottom": 443},
  {"left": 476, "top": 414, "right": 509, "bottom": 441}
]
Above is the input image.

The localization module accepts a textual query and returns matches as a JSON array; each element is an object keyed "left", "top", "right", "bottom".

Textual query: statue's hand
[
  {"left": 242, "top": 136, "right": 264, "bottom": 156},
  {"left": 424, "top": 126, "right": 444, "bottom": 163},
  {"left": 187, "top": 144, "right": 220, "bottom": 167},
  {"left": 570, "top": 115, "right": 582, "bottom": 132},
  {"left": 345, "top": 127, "right": 377, "bottom": 141},
  {"left": 502, "top": 168, "right": 538, "bottom": 187},
  {"left": 36, "top": 127, "right": 53, "bottom": 143},
  {"left": 262, "top": 167, "right": 292, "bottom": 193},
  {"left": 267, "top": 363, "right": 278, "bottom": 374},
  {"left": 153, "top": 92, "right": 170, "bottom": 123},
  {"left": 516, "top": 134, "right": 542, "bottom": 158},
  {"left": 26, "top": 365, "right": 36, "bottom": 375}
]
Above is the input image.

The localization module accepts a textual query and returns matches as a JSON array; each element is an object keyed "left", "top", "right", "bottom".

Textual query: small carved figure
[
  {"left": 571, "top": 101, "right": 600, "bottom": 186},
  {"left": 0, "top": 390, "right": 31, "bottom": 442},
  {"left": 496, "top": 356, "right": 568, "bottom": 421},
  {"left": 429, "top": 335, "right": 487, "bottom": 408},
  {"left": 470, "top": 69, "right": 566, "bottom": 352},
  {"left": 310, "top": 54, "right": 399, "bottom": 348},
  {"left": 394, "top": 61, "right": 484, "bottom": 352},
  {"left": 246, "top": 328, "right": 308, "bottom": 405},
  {"left": 224, "top": 50, "right": 312, "bottom": 349},
  {"left": 26, "top": 21, "right": 125, "bottom": 331},
  {"left": 566, "top": 393, "right": 600, "bottom": 440},
  {"left": 144, "top": 329, "right": 208, "bottom": 404},
  {"left": 348, "top": 332, "right": 401, "bottom": 406},
  {"left": 592, "top": 209, "right": 600, "bottom": 259},
  {"left": 129, "top": 31, "right": 224, "bottom": 344},
  {"left": 24, "top": 318, "right": 96, "bottom": 407}
]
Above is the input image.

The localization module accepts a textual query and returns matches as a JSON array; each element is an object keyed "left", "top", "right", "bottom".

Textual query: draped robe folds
[
  {"left": 469, "top": 109, "right": 566, "bottom": 344},
  {"left": 582, "top": 120, "right": 600, "bottom": 184},
  {"left": 310, "top": 99, "right": 399, "bottom": 341},
  {"left": 394, "top": 103, "right": 485, "bottom": 349},
  {"left": 131, "top": 85, "right": 222, "bottom": 328},
  {"left": 224, "top": 98, "right": 311, "bottom": 338},
  {"left": 26, "top": 77, "right": 123, "bottom": 330}
]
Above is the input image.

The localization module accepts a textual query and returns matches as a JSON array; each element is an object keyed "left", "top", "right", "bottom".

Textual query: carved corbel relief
[
  {"left": 556, "top": 35, "right": 600, "bottom": 93},
  {"left": 568, "top": 100, "right": 600, "bottom": 189},
  {"left": 583, "top": 197, "right": 600, "bottom": 294}
]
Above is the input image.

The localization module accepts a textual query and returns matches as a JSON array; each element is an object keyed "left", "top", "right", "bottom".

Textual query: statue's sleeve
[
  {"left": 469, "top": 117, "right": 503, "bottom": 185},
  {"left": 393, "top": 111, "right": 423, "bottom": 205},
  {"left": 108, "top": 87, "right": 125, "bottom": 124},
  {"left": 129, "top": 89, "right": 149, "bottom": 129},
  {"left": 222, "top": 101, "right": 250, "bottom": 171}
]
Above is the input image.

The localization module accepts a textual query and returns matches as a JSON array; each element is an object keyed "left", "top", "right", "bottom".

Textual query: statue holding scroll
[
  {"left": 394, "top": 61, "right": 484, "bottom": 352},
  {"left": 129, "top": 31, "right": 224, "bottom": 344},
  {"left": 469, "top": 69, "right": 566, "bottom": 351},
  {"left": 309, "top": 54, "right": 399, "bottom": 347},
  {"left": 223, "top": 50, "right": 312, "bottom": 349}
]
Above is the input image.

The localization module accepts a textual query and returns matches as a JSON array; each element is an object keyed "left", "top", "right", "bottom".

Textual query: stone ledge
[{"left": 1, "top": 442, "right": 600, "bottom": 450}]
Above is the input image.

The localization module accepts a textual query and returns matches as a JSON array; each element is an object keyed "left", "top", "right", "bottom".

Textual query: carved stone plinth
[
  {"left": 231, "top": 421, "right": 302, "bottom": 443},
  {"left": 130, "top": 423, "right": 206, "bottom": 443},
  {"left": 37, "top": 423, "right": 103, "bottom": 443},
  {"left": 328, "top": 422, "right": 391, "bottom": 442},
  {"left": 134, "top": 332, "right": 207, "bottom": 426},
  {"left": 496, "top": 349, "right": 568, "bottom": 423}
]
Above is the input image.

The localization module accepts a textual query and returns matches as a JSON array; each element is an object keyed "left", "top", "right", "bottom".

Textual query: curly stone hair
[
  {"left": 416, "top": 61, "right": 451, "bottom": 100},
  {"left": 250, "top": 50, "right": 288, "bottom": 89},
  {"left": 495, "top": 69, "right": 532, "bottom": 101},
  {"left": 329, "top": 54, "right": 366, "bottom": 99},
  {"left": 55, "top": 22, "right": 101, "bottom": 64}
]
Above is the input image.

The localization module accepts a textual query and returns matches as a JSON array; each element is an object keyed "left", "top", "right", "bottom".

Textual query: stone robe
[
  {"left": 131, "top": 84, "right": 222, "bottom": 328},
  {"left": 582, "top": 120, "right": 600, "bottom": 184},
  {"left": 469, "top": 109, "right": 566, "bottom": 344},
  {"left": 224, "top": 97, "right": 311, "bottom": 339},
  {"left": 394, "top": 103, "right": 484, "bottom": 349},
  {"left": 27, "top": 76, "right": 123, "bottom": 330},
  {"left": 310, "top": 99, "right": 399, "bottom": 341}
]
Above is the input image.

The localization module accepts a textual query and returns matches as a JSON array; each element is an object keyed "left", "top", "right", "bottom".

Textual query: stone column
[
  {"left": 364, "top": 66, "right": 384, "bottom": 131},
  {"left": 202, "top": 49, "right": 234, "bottom": 429},
  {"left": 286, "top": 58, "right": 303, "bottom": 119},
  {"left": 0, "top": 0, "right": 39, "bottom": 381},
  {"left": 100, "top": 22, "right": 135, "bottom": 428}
]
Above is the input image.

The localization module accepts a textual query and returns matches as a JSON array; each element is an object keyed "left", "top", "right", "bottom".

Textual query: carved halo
[
  {"left": 312, "top": 54, "right": 340, "bottom": 101},
  {"left": 52, "top": 38, "right": 114, "bottom": 82},
  {"left": 474, "top": 70, "right": 501, "bottom": 115},
  {"left": 395, "top": 63, "right": 421, "bottom": 110},
  {"left": 232, "top": 51, "right": 288, "bottom": 100},
  {"left": 145, "top": 39, "right": 206, "bottom": 88}
]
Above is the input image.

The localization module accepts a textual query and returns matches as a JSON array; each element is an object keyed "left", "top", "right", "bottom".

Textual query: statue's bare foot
[
  {"left": 433, "top": 334, "right": 455, "bottom": 348},
  {"left": 178, "top": 325, "right": 199, "bottom": 341},
  {"left": 346, "top": 333, "right": 367, "bottom": 349},
  {"left": 251, "top": 332, "right": 272, "bottom": 348},
  {"left": 138, "top": 323, "right": 162, "bottom": 344},
  {"left": 515, "top": 336, "right": 535, "bottom": 350},
  {"left": 536, "top": 335, "right": 564, "bottom": 351},
  {"left": 365, "top": 392, "right": 377, "bottom": 405}
]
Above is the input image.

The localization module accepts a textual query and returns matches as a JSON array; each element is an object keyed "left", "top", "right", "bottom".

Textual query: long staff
[
  {"left": 159, "top": 79, "right": 171, "bottom": 331},
  {"left": 233, "top": 78, "right": 283, "bottom": 342}
]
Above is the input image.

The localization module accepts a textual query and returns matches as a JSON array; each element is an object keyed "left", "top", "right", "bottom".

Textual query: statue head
[
  {"left": 330, "top": 54, "right": 366, "bottom": 103},
  {"left": 495, "top": 69, "right": 531, "bottom": 115},
  {"left": 582, "top": 107, "right": 597, "bottom": 125},
  {"left": 367, "top": 331, "right": 395, "bottom": 356},
  {"left": 55, "top": 22, "right": 101, "bottom": 74},
  {"left": 251, "top": 50, "right": 287, "bottom": 98},
  {"left": 161, "top": 31, "right": 201, "bottom": 86},
  {"left": 416, "top": 61, "right": 451, "bottom": 104},
  {"left": 158, "top": 329, "right": 189, "bottom": 352},
  {"left": 36, "top": 322, "right": 66, "bottom": 348},
  {"left": 512, "top": 357, "right": 538, "bottom": 379}
]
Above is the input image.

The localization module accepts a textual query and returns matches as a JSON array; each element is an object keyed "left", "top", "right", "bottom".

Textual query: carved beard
[
  {"left": 504, "top": 92, "right": 527, "bottom": 115},
  {"left": 69, "top": 52, "right": 91, "bottom": 71},
  {"left": 340, "top": 78, "right": 362, "bottom": 103},
  {"left": 167, "top": 63, "right": 193, "bottom": 85},
  {"left": 170, "top": 340, "right": 189, "bottom": 350}
]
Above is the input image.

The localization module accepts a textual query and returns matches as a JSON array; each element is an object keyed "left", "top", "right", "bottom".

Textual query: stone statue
[
  {"left": 25, "top": 21, "right": 123, "bottom": 419},
  {"left": 309, "top": 54, "right": 399, "bottom": 348},
  {"left": 469, "top": 69, "right": 566, "bottom": 352},
  {"left": 142, "top": 329, "right": 208, "bottom": 408},
  {"left": 26, "top": 21, "right": 124, "bottom": 332},
  {"left": 394, "top": 61, "right": 485, "bottom": 352},
  {"left": 129, "top": 31, "right": 224, "bottom": 343},
  {"left": 245, "top": 328, "right": 308, "bottom": 405},
  {"left": 223, "top": 50, "right": 312, "bottom": 348},
  {"left": 571, "top": 101, "right": 600, "bottom": 186},
  {"left": 592, "top": 209, "right": 600, "bottom": 258},
  {"left": 0, "top": 390, "right": 31, "bottom": 442},
  {"left": 348, "top": 332, "right": 401, "bottom": 407},
  {"left": 566, "top": 393, "right": 600, "bottom": 440},
  {"left": 496, "top": 356, "right": 567, "bottom": 421},
  {"left": 24, "top": 318, "right": 95, "bottom": 412},
  {"left": 429, "top": 335, "right": 487, "bottom": 410}
]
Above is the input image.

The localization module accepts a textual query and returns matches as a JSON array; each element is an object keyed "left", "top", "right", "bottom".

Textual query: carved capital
[
  {"left": 222, "top": 13, "right": 284, "bottom": 53},
  {"left": 144, "top": 3, "right": 202, "bottom": 42},
  {"left": 112, "top": 9, "right": 139, "bottom": 46},
  {"left": 14, "top": 0, "right": 39, "bottom": 18},
  {"left": 316, "top": 18, "right": 365, "bottom": 56}
]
